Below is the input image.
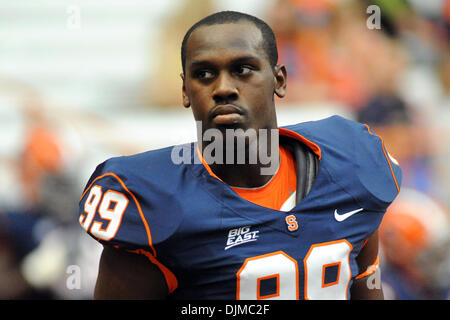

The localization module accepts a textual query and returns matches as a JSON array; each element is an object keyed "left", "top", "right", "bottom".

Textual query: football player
[{"left": 79, "top": 11, "right": 401, "bottom": 300}]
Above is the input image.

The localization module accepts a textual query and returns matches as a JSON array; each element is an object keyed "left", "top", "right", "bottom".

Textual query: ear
[
  {"left": 181, "top": 73, "right": 191, "bottom": 108},
  {"left": 273, "top": 64, "right": 287, "bottom": 98}
]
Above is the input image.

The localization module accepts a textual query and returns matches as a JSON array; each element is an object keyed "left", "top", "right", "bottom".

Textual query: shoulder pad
[
  {"left": 284, "top": 116, "right": 402, "bottom": 210},
  {"left": 78, "top": 151, "right": 184, "bottom": 256}
]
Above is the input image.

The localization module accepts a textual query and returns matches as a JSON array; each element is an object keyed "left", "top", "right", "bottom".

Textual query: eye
[
  {"left": 234, "top": 65, "right": 253, "bottom": 76},
  {"left": 193, "top": 69, "right": 215, "bottom": 80}
]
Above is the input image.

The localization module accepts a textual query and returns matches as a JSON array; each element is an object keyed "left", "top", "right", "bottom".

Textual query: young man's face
[{"left": 182, "top": 21, "right": 286, "bottom": 137}]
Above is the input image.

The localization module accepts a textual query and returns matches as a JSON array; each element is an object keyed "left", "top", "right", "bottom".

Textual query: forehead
[{"left": 185, "top": 22, "right": 266, "bottom": 65}]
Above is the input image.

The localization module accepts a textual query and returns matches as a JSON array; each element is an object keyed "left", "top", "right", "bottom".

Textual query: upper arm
[
  {"left": 350, "top": 230, "right": 383, "bottom": 300},
  {"left": 94, "top": 246, "right": 168, "bottom": 300}
]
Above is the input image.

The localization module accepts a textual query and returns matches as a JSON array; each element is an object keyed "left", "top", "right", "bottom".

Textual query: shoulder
[
  {"left": 283, "top": 115, "right": 367, "bottom": 143},
  {"left": 101, "top": 144, "right": 186, "bottom": 176},
  {"left": 88, "top": 143, "right": 194, "bottom": 191},
  {"left": 78, "top": 144, "right": 192, "bottom": 253},
  {"left": 283, "top": 116, "right": 402, "bottom": 210}
]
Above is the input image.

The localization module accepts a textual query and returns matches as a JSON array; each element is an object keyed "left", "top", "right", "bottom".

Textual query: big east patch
[{"left": 225, "top": 226, "right": 259, "bottom": 250}]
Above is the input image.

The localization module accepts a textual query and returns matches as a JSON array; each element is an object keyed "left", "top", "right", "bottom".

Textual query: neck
[
  {"left": 199, "top": 128, "right": 280, "bottom": 188},
  {"left": 209, "top": 162, "right": 279, "bottom": 188}
]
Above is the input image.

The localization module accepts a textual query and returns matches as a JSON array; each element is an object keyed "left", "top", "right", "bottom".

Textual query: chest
[{"left": 159, "top": 200, "right": 372, "bottom": 300}]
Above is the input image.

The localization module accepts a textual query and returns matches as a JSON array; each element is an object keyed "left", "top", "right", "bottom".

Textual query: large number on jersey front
[
  {"left": 237, "top": 251, "right": 299, "bottom": 299},
  {"left": 236, "top": 240, "right": 352, "bottom": 300},
  {"left": 79, "top": 185, "right": 128, "bottom": 241}
]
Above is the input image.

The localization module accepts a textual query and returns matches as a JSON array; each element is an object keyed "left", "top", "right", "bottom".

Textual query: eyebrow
[{"left": 188, "top": 55, "right": 261, "bottom": 69}]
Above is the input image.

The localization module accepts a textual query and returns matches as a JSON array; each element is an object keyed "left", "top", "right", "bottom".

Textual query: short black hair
[{"left": 181, "top": 11, "right": 278, "bottom": 74}]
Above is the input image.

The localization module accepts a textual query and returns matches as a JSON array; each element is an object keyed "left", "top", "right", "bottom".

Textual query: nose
[{"left": 213, "top": 72, "right": 238, "bottom": 104}]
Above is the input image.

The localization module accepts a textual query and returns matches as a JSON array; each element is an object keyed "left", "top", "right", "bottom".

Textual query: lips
[{"left": 210, "top": 104, "right": 245, "bottom": 125}]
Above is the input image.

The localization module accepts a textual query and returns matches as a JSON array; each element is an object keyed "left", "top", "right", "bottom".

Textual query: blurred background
[{"left": 0, "top": 0, "right": 448, "bottom": 300}]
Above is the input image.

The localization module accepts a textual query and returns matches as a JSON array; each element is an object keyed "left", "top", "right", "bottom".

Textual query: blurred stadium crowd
[{"left": 0, "top": 0, "right": 449, "bottom": 299}]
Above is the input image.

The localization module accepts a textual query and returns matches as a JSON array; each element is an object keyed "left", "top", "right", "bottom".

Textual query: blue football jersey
[{"left": 78, "top": 115, "right": 401, "bottom": 300}]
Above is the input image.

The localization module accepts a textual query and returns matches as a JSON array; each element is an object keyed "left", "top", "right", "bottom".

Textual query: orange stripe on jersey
[
  {"left": 196, "top": 144, "right": 223, "bottom": 182},
  {"left": 361, "top": 238, "right": 369, "bottom": 249},
  {"left": 231, "top": 146, "right": 297, "bottom": 211},
  {"left": 80, "top": 172, "right": 156, "bottom": 258},
  {"left": 363, "top": 124, "right": 400, "bottom": 193},
  {"left": 278, "top": 127, "right": 322, "bottom": 160},
  {"left": 128, "top": 248, "right": 178, "bottom": 294}
]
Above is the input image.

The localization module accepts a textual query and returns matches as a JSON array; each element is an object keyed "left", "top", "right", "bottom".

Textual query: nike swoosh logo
[{"left": 334, "top": 208, "right": 364, "bottom": 222}]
